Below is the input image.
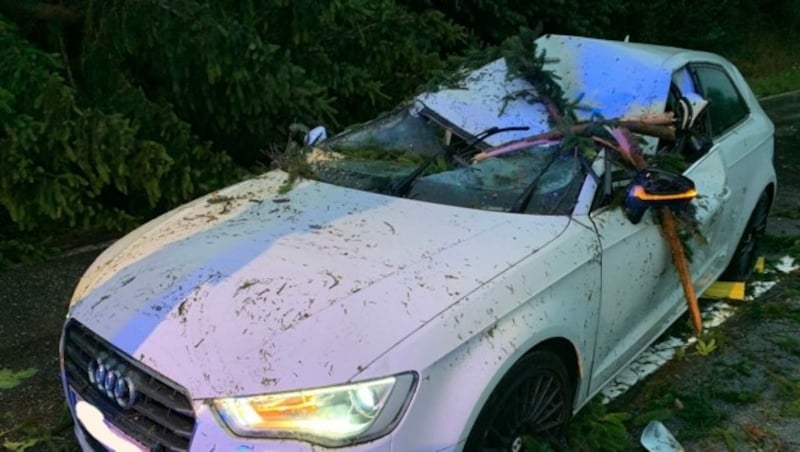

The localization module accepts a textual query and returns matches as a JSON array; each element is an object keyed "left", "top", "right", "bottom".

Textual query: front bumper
[
  {"left": 66, "top": 397, "right": 398, "bottom": 451},
  {"left": 61, "top": 320, "right": 403, "bottom": 451}
]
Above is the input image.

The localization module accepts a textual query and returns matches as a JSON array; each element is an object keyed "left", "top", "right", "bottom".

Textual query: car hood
[{"left": 69, "top": 170, "right": 570, "bottom": 399}]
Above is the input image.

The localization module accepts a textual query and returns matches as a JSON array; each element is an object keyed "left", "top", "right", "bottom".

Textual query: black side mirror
[{"left": 624, "top": 169, "right": 697, "bottom": 224}]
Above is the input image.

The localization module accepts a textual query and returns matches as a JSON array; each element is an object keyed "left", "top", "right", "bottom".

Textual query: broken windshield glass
[
  {"left": 323, "top": 107, "right": 446, "bottom": 156},
  {"left": 306, "top": 108, "right": 586, "bottom": 215},
  {"left": 407, "top": 145, "right": 585, "bottom": 215}
]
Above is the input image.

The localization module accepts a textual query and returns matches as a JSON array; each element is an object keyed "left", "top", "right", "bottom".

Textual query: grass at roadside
[
  {"left": 1, "top": 407, "right": 76, "bottom": 452},
  {"left": 729, "top": 31, "right": 800, "bottom": 97},
  {"left": 748, "top": 67, "right": 800, "bottom": 98},
  {"left": 613, "top": 241, "right": 800, "bottom": 451}
]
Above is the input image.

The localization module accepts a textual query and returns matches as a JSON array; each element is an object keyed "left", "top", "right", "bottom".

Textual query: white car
[{"left": 60, "top": 34, "right": 775, "bottom": 451}]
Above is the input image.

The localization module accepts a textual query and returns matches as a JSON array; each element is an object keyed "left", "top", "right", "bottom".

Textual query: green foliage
[
  {"left": 715, "top": 389, "right": 761, "bottom": 404},
  {"left": 562, "top": 401, "right": 634, "bottom": 451},
  {"left": 771, "top": 373, "right": 800, "bottom": 416},
  {"left": 402, "top": 0, "right": 624, "bottom": 44},
  {"left": 2, "top": 0, "right": 468, "bottom": 266},
  {"left": 0, "top": 404, "right": 76, "bottom": 452},
  {"left": 501, "top": 27, "right": 571, "bottom": 125},
  {"left": 272, "top": 143, "right": 314, "bottom": 194},
  {"left": 617, "top": 0, "right": 760, "bottom": 53},
  {"left": 0, "top": 235, "right": 50, "bottom": 270},
  {"left": 632, "top": 408, "right": 673, "bottom": 426},
  {"left": 2, "top": 438, "right": 42, "bottom": 452},
  {"left": 748, "top": 66, "right": 800, "bottom": 97},
  {"left": 710, "top": 426, "right": 742, "bottom": 450},
  {"left": 773, "top": 336, "right": 800, "bottom": 357},
  {"left": 0, "top": 367, "right": 38, "bottom": 390},
  {"left": 675, "top": 390, "right": 727, "bottom": 439},
  {"left": 695, "top": 337, "right": 718, "bottom": 356},
  {"left": 0, "top": 12, "right": 240, "bottom": 265},
  {"left": 84, "top": 0, "right": 467, "bottom": 165}
]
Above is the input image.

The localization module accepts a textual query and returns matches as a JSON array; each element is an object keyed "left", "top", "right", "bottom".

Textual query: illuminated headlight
[{"left": 212, "top": 373, "right": 417, "bottom": 447}]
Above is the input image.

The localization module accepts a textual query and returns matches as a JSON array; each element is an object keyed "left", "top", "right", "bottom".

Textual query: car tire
[
  {"left": 464, "top": 350, "right": 574, "bottom": 452},
  {"left": 721, "top": 190, "right": 770, "bottom": 281}
]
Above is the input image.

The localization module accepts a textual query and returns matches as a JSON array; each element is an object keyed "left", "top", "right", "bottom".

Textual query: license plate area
[{"left": 69, "top": 387, "right": 148, "bottom": 452}]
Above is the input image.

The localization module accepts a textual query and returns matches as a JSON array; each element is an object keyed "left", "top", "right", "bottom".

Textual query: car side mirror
[{"left": 623, "top": 169, "right": 697, "bottom": 224}]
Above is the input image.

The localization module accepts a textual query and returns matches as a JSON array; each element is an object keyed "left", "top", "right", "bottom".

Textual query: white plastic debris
[
  {"left": 701, "top": 301, "right": 736, "bottom": 329},
  {"left": 304, "top": 126, "right": 328, "bottom": 145},
  {"left": 747, "top": 280, "right": 778, "bottom": 300},
  {"left": 746, "top": 255, "right": 795, "bottom": 300},
  {"left": 641, "top": 420, "right": 684, "bottom": 452},
  {"left": 775, "top": 256, "right": 798, "bottom": 274}
]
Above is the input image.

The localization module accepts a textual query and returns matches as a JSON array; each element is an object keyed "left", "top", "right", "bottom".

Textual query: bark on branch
[
  {"left": 660, "top": 207, "right": 703, "bottom": 334},
  {"left": 472, "top": 115, "right": 676, "bottom": 162}
]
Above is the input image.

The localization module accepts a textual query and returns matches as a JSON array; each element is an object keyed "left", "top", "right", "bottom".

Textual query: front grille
[{"left": 63, "top": 321, "right": 196, "bottom": 451}]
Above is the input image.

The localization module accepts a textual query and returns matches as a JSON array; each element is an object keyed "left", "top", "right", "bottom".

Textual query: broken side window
[{"left": 663, "top": 67, "right": 713, "bottom": 164}]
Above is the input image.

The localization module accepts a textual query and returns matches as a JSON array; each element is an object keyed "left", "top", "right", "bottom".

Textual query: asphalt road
[
  {"left": 0, "top": 250, "right": 100, "bottom": 445},
  {"left": 763, "top": 91, "right": 800, "bottom": 235},
  {"left": 0, "top": 92, "right": 798, "bottom": 448}
]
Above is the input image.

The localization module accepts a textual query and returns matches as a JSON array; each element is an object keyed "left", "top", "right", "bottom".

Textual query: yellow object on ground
[
  {"left": 702, "top": 256, "right": 765, "bottom": 301},
  {"left": 703, "top": 281, "right": 746, "bottom": 301},
  {"left": 754, "top": 256, "right": 766, "bottom": 274}
]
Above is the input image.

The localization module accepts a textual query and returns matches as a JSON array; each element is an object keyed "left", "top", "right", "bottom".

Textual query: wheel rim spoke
[
  {"left": 474, "top": 357, "right": 570, "bottom": 451},
  {"left": 529, "top": 376, "right": 558, "bottom": 422}
]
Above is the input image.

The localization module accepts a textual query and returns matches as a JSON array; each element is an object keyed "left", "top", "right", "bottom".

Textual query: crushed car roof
[{"left": 416, "top": 34, "right": 697, "bottom": 146}]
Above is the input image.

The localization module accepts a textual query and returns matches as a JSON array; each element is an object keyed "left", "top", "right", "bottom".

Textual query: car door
[
  {"left": 688, "top": 63, "right": 771, "bottom": 263},
  {"left": 669, "top": 64, "right": 738, "bottom": 282},
  {"left": 587, "top": 68, "right": 733, "bottom": 392},
  {"left": 587, "top": 170, "right": 680, "bottom": 392}
]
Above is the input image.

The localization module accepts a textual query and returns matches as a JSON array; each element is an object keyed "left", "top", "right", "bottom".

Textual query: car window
[
  {"left": 692, "top": 65, "right": 749, "bottom": 137},
  {"left": 662, "top": 80, "right": 713, "bottom": 164}
]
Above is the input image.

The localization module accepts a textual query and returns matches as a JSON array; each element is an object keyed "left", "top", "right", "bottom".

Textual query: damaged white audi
[{"left": 61, "top": 34, "right": 776, "bottom": 451}]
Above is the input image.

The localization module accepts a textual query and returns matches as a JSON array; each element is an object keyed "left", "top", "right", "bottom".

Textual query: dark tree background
[{"left": 1, "top": 0, "right": 797, "bottom": 265}]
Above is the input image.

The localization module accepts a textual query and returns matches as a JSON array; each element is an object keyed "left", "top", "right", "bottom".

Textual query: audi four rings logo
[{"left": 87, "top": 352, "right": 137, "bottom": 409}]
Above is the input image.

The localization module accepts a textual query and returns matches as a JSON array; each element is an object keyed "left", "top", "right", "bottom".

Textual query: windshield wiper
[
  {"left": 510, "top": 147, "right": 562, "bottom": 213},
  {"left": 390, "top": 125, "right": 530, "bottom": 197}
]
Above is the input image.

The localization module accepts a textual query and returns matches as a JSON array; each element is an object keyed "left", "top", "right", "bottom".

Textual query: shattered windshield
[{"left": 305, "top": 108, "right": 587, "bottom": 215}]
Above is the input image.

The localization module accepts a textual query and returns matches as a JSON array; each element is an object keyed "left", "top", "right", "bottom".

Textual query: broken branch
[
  {"left": 660, "top": 207, "right": 702, "bottom": 334},
  {"left": 472, "top": 115, "right": 676, "bottom": 162}
]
